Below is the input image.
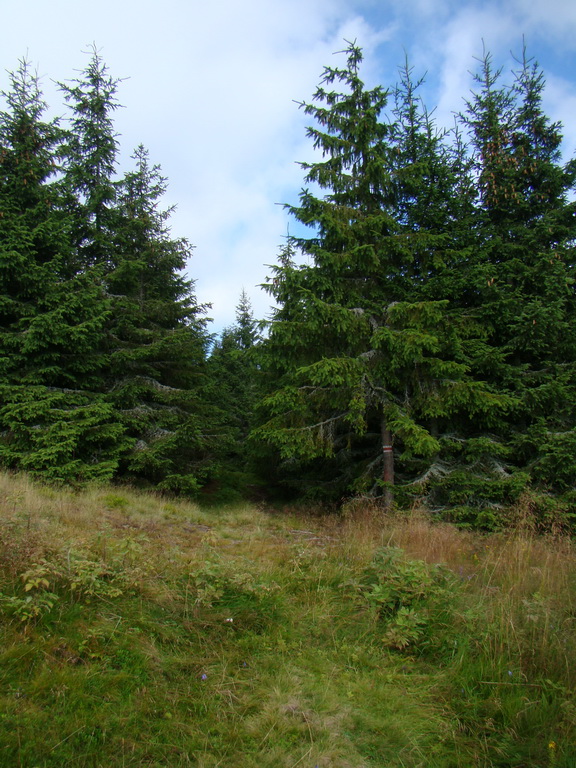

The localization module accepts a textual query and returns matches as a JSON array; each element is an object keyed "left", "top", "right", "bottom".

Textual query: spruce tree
[
  {"left": 0, "top": 59, "right": 63, "bottom": 356},
  {"left": 234, "top": 288, "right": 260, "bottom": 351},
  {"left": 209, "top": 291, "right": 261, "bottom": 437},
  {"left": 205, "top": 291, "right": 264, "bottom": 501},
  {"left": 59, "top": 46, "right": 121, "bottom": 271},
  {"left": 0, "top": 59, "right": 126, "bottom": 482},
  {"left": 256, "top": 44, "right": 500, "bottom": 509},
  {"left": 461, "top": 48, "right": 576, "bottom": 501},
  {"left": 383, "top": 59, "right": 519, "bottom": 524},
  {"left": 107, "top": 145, "right": 214, "bottom": 493}
]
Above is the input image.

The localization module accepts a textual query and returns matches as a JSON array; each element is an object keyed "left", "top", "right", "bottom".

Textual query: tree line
[{"left": 1, "top": 43, "right": 575, "bottom": 527}]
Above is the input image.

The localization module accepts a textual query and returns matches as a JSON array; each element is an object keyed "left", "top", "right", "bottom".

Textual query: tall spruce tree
[
  {"left": 59, "top": 46, "right": 121, "bottom": 271},
  {"left": 256, "top": 43, "right": 501, "bottom": 508},
  {"left": 0, "top": 60, "right": 126, "bottom": 482},
  {"left": 461, "top": 48, "right": 576, "bottom": 502},
  {"left": 107, "top": 145, "right": 214, "bottom": 493},
  {"left": 384, "top": 59, "right": 520, "bottom": 525}
]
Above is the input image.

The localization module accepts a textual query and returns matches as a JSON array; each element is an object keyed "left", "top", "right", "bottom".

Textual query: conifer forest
[{"left": 1, "top": 42, "right": 575, "bottom": 530}]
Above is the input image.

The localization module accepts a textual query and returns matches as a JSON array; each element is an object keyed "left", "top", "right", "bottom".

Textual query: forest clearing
[{"left": 0, "top": 471, "right": 574, "bottom": 767}]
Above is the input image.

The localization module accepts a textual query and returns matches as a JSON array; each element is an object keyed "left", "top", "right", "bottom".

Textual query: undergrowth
[{"left": 0, "top": 472, "right": 575, "bottom": 766}]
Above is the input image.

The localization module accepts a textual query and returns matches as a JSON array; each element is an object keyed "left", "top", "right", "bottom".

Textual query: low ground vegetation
[{"left": 0, "top": 471, "right": 574, "bottom": 767}]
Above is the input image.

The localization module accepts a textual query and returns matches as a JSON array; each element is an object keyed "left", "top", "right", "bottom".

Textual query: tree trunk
[{"left": 381, "top": 415, "right": 394, "bottom": 512}]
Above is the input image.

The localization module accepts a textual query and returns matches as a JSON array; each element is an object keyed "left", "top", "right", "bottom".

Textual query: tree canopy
[{"left": 0, "top": 43, "right": 574, "bottom": 528}]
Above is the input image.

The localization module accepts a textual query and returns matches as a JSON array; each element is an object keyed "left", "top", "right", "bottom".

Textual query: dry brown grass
[{"left": 337, "top": 496, "right": 576, "bottom": 698}]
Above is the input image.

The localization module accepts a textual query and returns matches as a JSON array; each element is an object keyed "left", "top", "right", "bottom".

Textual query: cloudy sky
[{"left": 2, "top": 0, "right": 576, "bottom": 332}]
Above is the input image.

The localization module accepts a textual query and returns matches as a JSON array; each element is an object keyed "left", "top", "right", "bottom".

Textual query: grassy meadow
[{"left": 0, "top": 471, "right": 575, "bottom": 767}]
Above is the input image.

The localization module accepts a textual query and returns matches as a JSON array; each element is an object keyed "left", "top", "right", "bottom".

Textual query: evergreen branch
[
  {"left": 114, "top": 376, "right": 182, "bottom": 393},
  {"left": 301, "top": 413, "right": 347, "bottom": 432}
]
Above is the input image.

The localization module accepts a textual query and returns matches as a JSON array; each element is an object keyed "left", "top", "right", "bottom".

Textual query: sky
[{"left": 2, "top": 0, "right": 576, "bottom": 333}]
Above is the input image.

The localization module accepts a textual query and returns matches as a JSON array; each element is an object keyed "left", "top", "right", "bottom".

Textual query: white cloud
[
  {"left": 511, "top": 0, "right": 576, "bottom": 45},
  {"left": 542, "top": 74, "right": 576, "bottom": 160},
  {"left": 433, "top": 4, "right": 521, "bottom": 128}
]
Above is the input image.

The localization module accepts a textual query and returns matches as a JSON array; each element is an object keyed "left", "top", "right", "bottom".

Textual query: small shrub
[
  {"left": 0, "top": 548, "right": 131, "bottom": 626},
  {"left": 183, "top": 556, "right": 281, "bottom": 633},
  {"left": 358, "top": 547, "right": 461, "bottom": 654},
  {"left": 0, "top": 590, "right": 59, "bottom": 622},
  {"left": 101, "top": 494, "right": 129, "bottom": 511}
]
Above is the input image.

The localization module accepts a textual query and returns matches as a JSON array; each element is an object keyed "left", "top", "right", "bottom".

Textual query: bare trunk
[{"left": 381, "top": 416, "right": 394, "bottom": 512}]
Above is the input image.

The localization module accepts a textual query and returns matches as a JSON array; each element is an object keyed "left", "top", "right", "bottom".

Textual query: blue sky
[{"left": 2, "top": 0, "right": 575, "bottom": 332}]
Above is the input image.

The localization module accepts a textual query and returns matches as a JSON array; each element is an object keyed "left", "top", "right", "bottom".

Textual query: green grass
[{"left": 0, "top": 473, "right": 575, "bottom": 766}]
